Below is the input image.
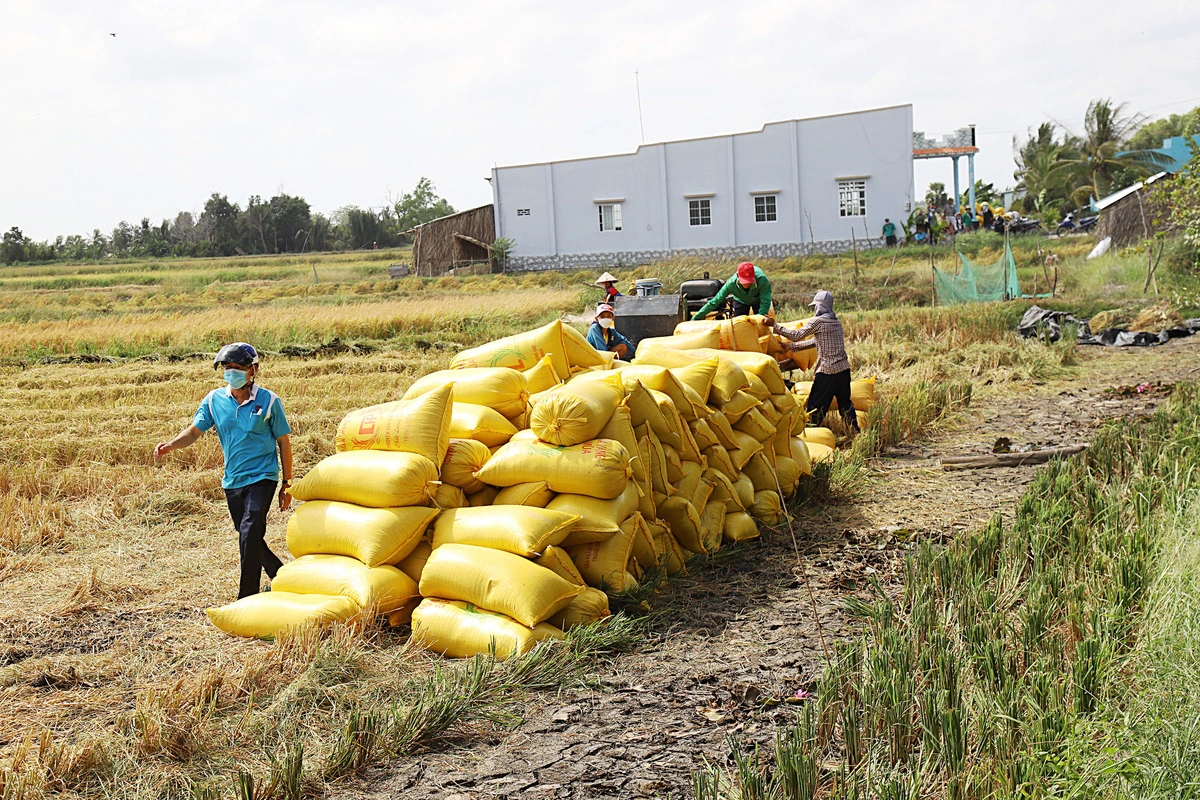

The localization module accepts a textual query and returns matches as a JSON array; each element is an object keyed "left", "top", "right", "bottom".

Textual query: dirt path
[{"left": 343, "top": 336, "right": 1200, "bottom": 800}]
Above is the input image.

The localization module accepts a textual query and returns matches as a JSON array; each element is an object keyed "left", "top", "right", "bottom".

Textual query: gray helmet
[{"left": 213, "top": 342, "right": 259, "bottom": 371}]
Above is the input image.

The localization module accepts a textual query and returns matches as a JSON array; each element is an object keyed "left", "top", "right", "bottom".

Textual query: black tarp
[{"left": 1016, "top": 305, "right": 1200, "bottom": 347}]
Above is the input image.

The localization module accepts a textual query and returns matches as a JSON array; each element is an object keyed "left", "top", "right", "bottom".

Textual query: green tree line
[
  {"left": 0, "top": 177, "right": 455, "bottom": 265},
  {"left": 1014, "top": 99, "right": 1198, "bottom": 220}
]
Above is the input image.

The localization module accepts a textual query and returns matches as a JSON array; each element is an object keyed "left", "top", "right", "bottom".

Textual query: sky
[{"left": 3, "top": 0, "right": 1200, "bottom": 241}]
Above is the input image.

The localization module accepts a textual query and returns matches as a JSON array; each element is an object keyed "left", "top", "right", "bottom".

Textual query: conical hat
[{"left": 594, "top": 272, "right": 618, "bottom": 286}]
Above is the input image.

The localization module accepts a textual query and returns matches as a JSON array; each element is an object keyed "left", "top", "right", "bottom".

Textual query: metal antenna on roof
[{"left": 634, "top": 70, "right": 645, "bottom": 144}]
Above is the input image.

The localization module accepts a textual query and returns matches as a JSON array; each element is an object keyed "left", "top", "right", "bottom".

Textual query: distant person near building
[{"left": 882, "top": 218, "right": 897, "bottom": 247}]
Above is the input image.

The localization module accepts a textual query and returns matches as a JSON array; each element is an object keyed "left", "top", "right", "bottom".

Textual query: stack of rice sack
[
  {"left": 792, "top": 375, "right": 876, "bottom": 444},
  {"left": 206, "top": 386, "right": 452, "bottom": 639}
]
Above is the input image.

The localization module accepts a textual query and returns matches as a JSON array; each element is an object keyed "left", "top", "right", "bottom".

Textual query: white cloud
[{"left": 2, "top": 0, "right": 1199, "bottom": 239}]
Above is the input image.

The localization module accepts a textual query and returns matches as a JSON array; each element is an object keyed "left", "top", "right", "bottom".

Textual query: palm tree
[
  {"left": 1014, "top": 122, "right": 1078, "bottom": 212},
  {"left": 1051, "top": 99, "right": 1170, "bottom": 206}
]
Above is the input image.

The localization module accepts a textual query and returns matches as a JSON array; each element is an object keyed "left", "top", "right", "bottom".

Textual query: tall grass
[{"left": 696, "top": 382, "right": 1200, "bottom": 799}]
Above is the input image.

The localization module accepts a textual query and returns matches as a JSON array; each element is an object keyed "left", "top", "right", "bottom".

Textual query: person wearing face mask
[
  {"left": 690, "top": 261, "right": 774, "bottom": 321},
  {"left": 586, "top": 303, "right": 637, "bottom": 361},
  {"left": 153, "top": 342, "right": 294, "bottom": 599}
]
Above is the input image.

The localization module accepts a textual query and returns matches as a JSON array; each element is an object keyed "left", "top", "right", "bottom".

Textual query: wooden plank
[{"left": 940, "top": 445, "right": 1086, "bottom": 471}]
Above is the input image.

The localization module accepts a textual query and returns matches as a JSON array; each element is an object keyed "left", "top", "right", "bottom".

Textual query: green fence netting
[{"left": 933, "top": 241, "right": 1021, "bottom": 304}]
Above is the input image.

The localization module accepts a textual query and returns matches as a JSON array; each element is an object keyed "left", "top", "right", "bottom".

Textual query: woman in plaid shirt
[{"left": 772, "top": 290, "right": 860, "bottom": 434}]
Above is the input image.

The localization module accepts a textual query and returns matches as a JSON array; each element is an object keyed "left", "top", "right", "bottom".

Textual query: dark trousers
[
  {"left": 225, "top": 480, "right": 283, "bottom": 599},
  {"left": 806, "top": 370, "right": 859, "bottom": 431},
  {"left": 732, "top": 299, "right": 762, "bottom": 317},
  {"left": 885, "top": 235, "right": 897, "bottom": 247}
]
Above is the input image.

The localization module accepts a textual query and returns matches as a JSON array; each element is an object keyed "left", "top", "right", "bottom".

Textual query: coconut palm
[{"left": 1050, "top": 99, "right": 1170, "bottom": 207}]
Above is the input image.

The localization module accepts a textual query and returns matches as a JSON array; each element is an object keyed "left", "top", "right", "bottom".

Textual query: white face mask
[{"left": 598, "top": 317, "right": 615, "bottom": 329}]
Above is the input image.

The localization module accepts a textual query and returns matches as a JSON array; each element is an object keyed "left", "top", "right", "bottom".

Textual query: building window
[
  {"left": 688, "top": 199, "right": 711, "bottom": 226},
  {"left": 754, "top": 194, "right": 777, "bottom": 223},
  {"left": 598, "top": 203, "right": 622, "bottom": 232},
  {"left": 838, "top": 180, "right": 867, "bottom": 217}
]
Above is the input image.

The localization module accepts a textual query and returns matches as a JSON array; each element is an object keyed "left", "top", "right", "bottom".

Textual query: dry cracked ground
[{"left": 342, "top": 335, "right": 1200, "bottom": 800}]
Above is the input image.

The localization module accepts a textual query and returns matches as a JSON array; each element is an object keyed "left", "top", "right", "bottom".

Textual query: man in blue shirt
[
  {"left": 154, "top": 342, "right": 294, "bottom": 599},
  {"left": 586, "top": 303, "right": 637, "bottom": 361}
]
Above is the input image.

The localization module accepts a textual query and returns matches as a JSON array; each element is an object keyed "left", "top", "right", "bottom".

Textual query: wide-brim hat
[{"left": 594, "top": 272, "right": 619, "bottom": 286}]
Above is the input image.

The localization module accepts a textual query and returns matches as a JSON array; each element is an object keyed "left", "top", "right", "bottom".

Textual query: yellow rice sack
[
  {"left": 705, "top": 410, "right": 740, "bottom": 449},
  {"left": 790, "top": 437, "right": 813, "bottom": 477},
  {"left": 774, "top": 412, "right": 794, "bottom": 456},
  {"left": 776, "top": 455, "right": 801, "bottom": 496},
  {"left": 531, "top": 371, "right": 623, "bottom": 446},
  {"left": 733, "top": 407, "right": 776, "bottom": 443},
  {"left": 777, "top": 319, "right": 818, "bottom": 369},
  {"left": 286, "top": 501, "right": 438, "bottom": 567},
  {"left": 807, "top": 441, "right": 836, "bottom": 463},
  {"left": 648, "top": 520, "right": 687, "bottom": 574},
  {"left": 720, "top": 390, "right": 760, "bottom": 423},
  {"left": 548, "top": 587, "right": 611, "bottom": 629},
  {"left": 335, "top": 385, "right": 452, "bottom": 464},
  {"left": 566, "top": 526, "right": 636, "bottom": 591},
  {"left": 663, "top": 444, "right": 685, "bottom": 483},
  {"left": 744, "top": 451, "right": 778, "bottom": 493},
  {"left": 549, "top": 482, "right": 640, "bottom": 545},
  {"left": 709, "top": 351, "right": 788, "bottom": 394},
  {"left": 451, "top": 320, "right": 572, "bottom": 378},
  {"left": 734, "top": 474, "right": 756, "bottom": 509},
  {"left": 638, "top": 328, "right": 720, "bottom": 351},
  {"left": 728, "top": 431, "right": 763, "bottom": 470},
  {"left": 625, "top": 383, "right": 681, "bottom": 449},
  {"left": 441, "top": 438, "right": 491, "bottom": 494},
  {"left": 669, "top": 357, "right": 719, "bottom": 405},
  {"left": 431, "top": 484, "right": 468, "bottom": 510},
  {"left": 659, "top": 495, "right": 705, "bottom": 554},
  {"left": 419, "top": 543, "right": 583, "bottom": 627},
  {"left": 677, "top": 460, "right": 704, "bottom": 501},
  {"left": 637, "top": 425, "right": 671, "bottom": 496},
  {"left": 625, "top": 513, "right": 660, "bottom": 569},
  {"left": 705, "top": 468, "right": 744, "bottom": 510},
  {"left": 523, "top": 354, "right": 562, "bottom": 394},
  {"left": 411, "top": 598, "right": 559, "bottom": 660},
  {"left": 493, "top": 481, "right": 555, "bottom": 507},
  {"left": 207, "top": 592, "right": 360, "bottom": 639},
  {"left": 689, "top": 419, "right": 720, "bottom": 451},
  {"left": 537, "top": 545, "right": 587, "bottom": 585},
  {"left": 618, "top": 366, "right": 698, "bottom": 421},
  {"left": 467, "top": 486, "right": 500, "bottom": 507},
  {"left": 449, "top": 403, "right": 519, "bottom": 448},
  {"left": 385, "top": 598, "right": 420, "bottom": 627},
  {"left": 723, "top": 511, "right": 760, "bottom": 542},
  {"left": 288, "top": 450, "right": 438, "bottom": 508},
  {"left": 405, "top": 368, "right": 530, "bottom": 419},
  {"left": 800, "top": 427, "right": 836, "bottom": 449},
  {"left": 704, "top": 444, "right": 738, "bottom": 481},
  {"left": 598, "top": 406, "right": 647, "bottom": 483},
  {"left": 741, "top": 372, "right": 772, "bottom": 400},
  {"left": 272, "top": 555, "right": 419, "bottom": 614},
  {"left": 791, "top": 377, "right": 876, "bottom": 412},
  {"left": 398, "top": 539, "right": 432, "bottom": 584},
  {"left": 559, "top": 322, "right": 610, "bottom": 369},
  {"left": 634, "top": 347, "right": 750, "bottom": 404},
  {"left": 750, "top": 490, "right": 784, "bottom": 525},
  {"left": 476, "top": 438, "right": 631, "bottom": 499},
  {"left": 699, "top": 500, "right": 726, "bottom": 554},
  {"left": 432, "top": 506, "right": 579, "bottom": 557},
  {"left": 673, "top": 317, "right": 762, "bottom": 351}
]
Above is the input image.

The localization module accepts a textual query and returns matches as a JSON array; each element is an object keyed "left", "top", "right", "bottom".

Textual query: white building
[{"left": 490, "top": 104, "right": 915, "bottom": 271}]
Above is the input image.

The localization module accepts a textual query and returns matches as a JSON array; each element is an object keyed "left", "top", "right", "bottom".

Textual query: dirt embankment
[{"left": 344, "top": 335, "right": 1200, "bottom": 800}]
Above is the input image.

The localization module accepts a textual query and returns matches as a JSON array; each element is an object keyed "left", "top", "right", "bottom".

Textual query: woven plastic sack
[
  {"left": 272, "top": 555, "right": 418, "bottom": 614},
  {"left": 398, "top": 539, "right": 432, "bottom": 583},
  {"left": 566, "top": 526, "right": 636, "bottom": 591},
  {"left": 723, "top": 511, "right": 760, "bottom": 542},
  {"left": 536, "top": 545, "right": 587, "bottom": 585},
  {"left": 531, "top": 371, "right": 623, "bottom": 446},
  {"left": 288, "top": 450, "right": 438, "bottom": 508},
  {"left": 467, "top": 486, "right": 500, "bottom": 507},
  {"left": 441, "top": 438, "right": 490, "bottom": 494},
  {"left": 451, "top": 320, "right": 572, "bottom": 378},
  {"left": 335, "top": 385, "right": 452, "bottom": 464},
  {"left": 431, "top": 506, "right": 578, "bottom": 557},
  {"left": 287, "top": 501, "right": 438, "bottom": 567},
  {"left": 431, "top": 484, "right": 467, "bottom": 510},
  {"left": 703, "top": 444, "right": 738, "bottom": 481},
  {"left": 773, "top": 411, "right": 794, "bottom": 456},
  {"left": 548, "top": 588, "right": 611, "bottom": 629},
  {"left": 705, "top": 411, "right": 739, "bottom": 449},
  {"left": 476, "top": 438, "right": 631, "bottom": 500},
  {"left": 493, "top": 481, "right": 555, "bottom": 507},
  {"left": 637, "top": 425, "right": 670, "bottom": 496},
  {"left": 649, "top": 520, "right": 687, "bottom": 574},
  {"left": 625, "top": 382, "right": 680, "bottom": 449},
  {"left": 728, "top": 431, "right": 763, "bottom": 470},
  {"left": 670, "top": 357, "right": 719, "bottom": 405},
  {"left": 619, "top": 365, "right": 698, "bottom": 421},
  {"left": 750, "top": 490, "right": 783, "bottom": 525},
  {"left": 689, "top": 419, "right": 720, "bottom": 451},
  {"left": 406, "top": 368, "right": 530, "bottom": 419},
  {"left": 777, "top": 319, "right": 818, "bottom": 370},
  {"left": 776, "top": 455, "right": 801, "bottom": 496},
  {"left": 707, "top": 350, "right": 788, "bottom": 395},
  {"left": 208, "top": 592, "right": 360, "bottom": 639},
  {"left": 411, "top": 598, "right": 562, "bottom": 660},
  {"left": 790, "top": 437, "right": 813, "bottom": 477},
  {"left": 733, "top": 474, "right": 755, "bottom": 509},
  {"left": 449, "top": 403, "right": 519, "bottom": 448},
  {"left": 663, "top": 443, "right": 685, "bottom": 483},
  {"left": 598, "top": 406, "right": 646, "bottom": 483},
  {"left": 720, "top": 391, "right": 759, "bottom": 423},
  {"left": 659, "top": 495, "right": 705, "bottom": 554},
  {"left": 625, "top": 514, "right": 659, "bottom": 570},
  {"left": 800, "top": 427, "right": 836, "bottom": 449},
  {"left": 733, "top": 407, "right": 776, "bottom": 443},
  {"left": 699, "top": 500, "right": 726, "bottom": 554},
  {"left": 741, "top": 372, "right": 772, "bottom": 400},
  {"left": 549, "top": 481, "right": 640, "bottom": 545},
  {"left": 638, "top": 328, "right": 720, "bottom": 351},
  {"left": 673, "top": 317, "right": 762, "bottom": 351},
  {"left": 743, "top": 451, "right": 778, "bottom": 493},
  {"left": 807, "top": 441, "right": 835, "bottom": 463},
  {"left": 559, "top": 322, "right": 610, "bottom": 369},
  {"left": 635, "top": 347, "right": 750, "bottom": 404},
  {"left": 420, "top": 543, "right": 583, "bottom": 627},
  {"left": 523, "top": 354, "right": 562, "bottom": 394}
]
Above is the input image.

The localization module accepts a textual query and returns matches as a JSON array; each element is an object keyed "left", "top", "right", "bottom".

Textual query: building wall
[{"left": 492, "top": 105, "right": 915, "bottom": 270}]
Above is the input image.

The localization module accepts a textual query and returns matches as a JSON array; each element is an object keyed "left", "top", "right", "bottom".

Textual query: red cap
[{"left": 736, "top": 262, "right": 755, "bottom": 284}]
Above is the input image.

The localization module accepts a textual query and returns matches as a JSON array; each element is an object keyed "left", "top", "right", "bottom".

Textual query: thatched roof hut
[
  {"left": 407, "top": 204, "right": 496, "bottom": 277},
  {"left": 1095, "top": 172, "right": 1173, "bottom": 248}
]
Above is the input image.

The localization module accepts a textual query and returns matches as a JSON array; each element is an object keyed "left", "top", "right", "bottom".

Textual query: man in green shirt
[
  {"left": 882, "top": 218, "right": 897, "bottom": 247},
  {"left": 691, "top": 262, "right": 773, "bottom": 320}
]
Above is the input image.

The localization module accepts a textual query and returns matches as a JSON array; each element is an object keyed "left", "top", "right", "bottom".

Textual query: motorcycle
[
  {"left": 993, "top": 214, "right": 1042, "bottom": 235},
  {"left": 1057, "top": 213, "right": 1098, "bottom": 236}
]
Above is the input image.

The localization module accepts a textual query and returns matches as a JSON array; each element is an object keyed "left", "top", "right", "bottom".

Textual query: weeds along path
[{"left": 347, "top": 335, "right": 1200, "bottom": 800}]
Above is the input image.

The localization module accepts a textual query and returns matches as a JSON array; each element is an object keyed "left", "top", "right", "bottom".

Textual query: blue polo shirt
[{"left": 193, "top": 385, "right": 291, "bottom": 489}]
